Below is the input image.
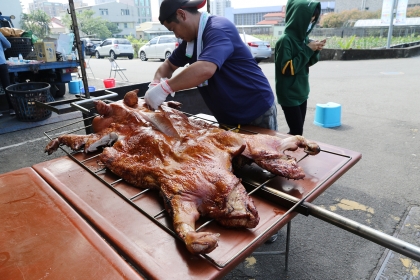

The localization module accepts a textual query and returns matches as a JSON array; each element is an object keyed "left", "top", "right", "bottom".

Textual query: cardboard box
[
  {"left": 43, "top": 37, "right": 58, "bottom": 50},
  {"left": 34, "top": 42, "right": 56, "bottom": 62}
]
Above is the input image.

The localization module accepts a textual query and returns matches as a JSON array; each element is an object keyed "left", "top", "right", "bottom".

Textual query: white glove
[
  {"left": 144, "top": 78, "right": 175, "bottom": 110},
  {"left": 148, "top": 80, "right": 160, "bottom": 89}
]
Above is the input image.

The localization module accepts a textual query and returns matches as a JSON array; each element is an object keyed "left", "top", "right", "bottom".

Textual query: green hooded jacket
[{"left": 275, "top": 0, "right": 321, "bottom": 107}]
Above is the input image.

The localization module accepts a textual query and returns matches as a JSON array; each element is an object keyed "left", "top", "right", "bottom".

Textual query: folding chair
[
  {"left": 108, "top": 58, "right": 128, "bottom": 82},
  {"left": 76, "top": 55, "right": 95, "bottom": 80},
  {"left": 85, "top": 55, "right": 95, "bottom": 79}
]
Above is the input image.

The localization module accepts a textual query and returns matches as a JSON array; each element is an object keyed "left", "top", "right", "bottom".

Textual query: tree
[
  {"left": 20, "top": 10, "right": 51, "bottom": 39},
  {"left": 62, "top": 10, "right": 111, "bottom": 39},
  {"left": 105, "top": 22, "right": 122, "bottom": 37}
]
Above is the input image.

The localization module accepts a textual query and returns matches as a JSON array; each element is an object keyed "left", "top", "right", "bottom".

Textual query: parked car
[
  {"left": 95, "top": 38, "right": 134, "bottom": 59},
  {"left": 240, "top": 34, "right": 272, "bottom": 63},
  {"left": 138, "top": 35, "right": 180, "bottom": 61},
  {"left": 80, "top": 38, "right": 102, "bottom": 56}
]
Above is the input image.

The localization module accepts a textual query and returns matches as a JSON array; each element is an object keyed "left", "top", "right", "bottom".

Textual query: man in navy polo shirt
[{"left": 144, "top": 0, "right": 277, "bottom": 131}]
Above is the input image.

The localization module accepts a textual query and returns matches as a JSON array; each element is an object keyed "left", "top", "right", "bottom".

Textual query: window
[
  {"left": 100, "top": 8, "right": 108, "bottom": 15},
  {"left": 234, "top": 12, "right": 272, "bottom": 25},
  {"left": 159, "top": 37, "right": 169, "bottom": 44},
  {"left": 150, "top": 38, "right": 158, "bottom": 45},
  {"left": 124, "top": 23, "right": 128, "bottom": 28},
  {"left": 121, "top": 9, "right": 130, "bottom": 15},
  {"left": 159, "top": 37, "right": 177, "bottom": 44},
  {"left": 115, "top": 39, "right": 131, "bottom": 44}
]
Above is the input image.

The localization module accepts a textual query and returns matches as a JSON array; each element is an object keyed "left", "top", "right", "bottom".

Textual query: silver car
[
  {"left": 241, "top": 34, "right": 272, "bottom": 63},
  {"left": 138, "top": 35, "right": 180, "bottom": 62},
  {"left": 95, "top": 38, "right": 134, "bottom": 60}
]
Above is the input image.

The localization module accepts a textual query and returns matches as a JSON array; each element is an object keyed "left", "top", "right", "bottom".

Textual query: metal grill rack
[{"left": 43, "top": 100, "right": 353, "bottom": 269}]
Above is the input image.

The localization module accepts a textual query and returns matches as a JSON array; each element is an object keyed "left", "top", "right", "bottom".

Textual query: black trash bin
[{"left": 6, "top": 82, "right": 54, "bottom": 122}]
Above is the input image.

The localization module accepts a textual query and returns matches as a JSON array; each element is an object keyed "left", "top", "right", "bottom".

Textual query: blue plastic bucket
[
  {"left": 80, "top": 86, "right": 96, "bottom": 93},
  {"left": 69, "top": 80, "right": 82, "bottom": 94},
  {"left": 314, "top": 102, "right": 342, "bottom": 128}
]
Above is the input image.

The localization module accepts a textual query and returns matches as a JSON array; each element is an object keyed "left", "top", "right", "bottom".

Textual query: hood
[{"left": 284, "top": 0, "right": 321, "bottom": 41}]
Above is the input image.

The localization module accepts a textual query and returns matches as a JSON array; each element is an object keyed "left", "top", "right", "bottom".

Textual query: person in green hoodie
[{"left": 275, "top": 0, "right": 325, "bottom": 136}]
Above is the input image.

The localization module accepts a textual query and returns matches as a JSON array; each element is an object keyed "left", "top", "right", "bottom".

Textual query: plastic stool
[
  {"left": 69, "top": 80, "right": 82, "bottom": 94},
  {"left": 314, "top": 102, "right": 341, "bottom": 128}
]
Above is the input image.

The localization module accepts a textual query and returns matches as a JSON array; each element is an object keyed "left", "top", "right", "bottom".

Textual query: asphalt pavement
[{"left": 0, "top": 55, "right": 419, "bottom": 279}]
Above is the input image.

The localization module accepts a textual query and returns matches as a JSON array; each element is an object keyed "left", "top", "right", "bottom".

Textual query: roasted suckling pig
[{"left": 45, "top": 90, "right": 320, "bottom": 254}]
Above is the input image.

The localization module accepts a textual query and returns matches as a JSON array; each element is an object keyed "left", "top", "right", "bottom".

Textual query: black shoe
[
  {"left": 265, "top": 233, "right": 278, "bottom": 244},
  {"left": 9, "top": 109, "right": 16, "bottom": 116}
]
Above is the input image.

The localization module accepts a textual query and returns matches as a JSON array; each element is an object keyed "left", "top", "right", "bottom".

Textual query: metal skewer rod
[
  {"left": 80, "top": 154, "right": 100, "bottom": 164},
  {"left": 130, "top": 188, "right": 150, "bottom": 200},
  {"left": 70, "top": 92, "right": 119, "bottom": 113},
  {"left": 264, "top": 186, "right": 420, "bottom": 262}
]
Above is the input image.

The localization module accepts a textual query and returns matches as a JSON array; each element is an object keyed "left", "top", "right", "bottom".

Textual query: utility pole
[
  {"left": 386, "top": 0, "right": 397, "bottom": 49},
  {"left": 67, "top": 0, "right": 90, "bottom": 98}
]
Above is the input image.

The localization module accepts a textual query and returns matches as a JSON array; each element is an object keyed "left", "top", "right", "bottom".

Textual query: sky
[{"left": 20, "top": 0, "right": 284, "bottom": 19}]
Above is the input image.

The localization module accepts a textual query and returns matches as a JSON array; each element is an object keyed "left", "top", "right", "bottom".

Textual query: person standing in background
[
  {"left": 275, "top": 0, "right": 325, "bottom": 135},
  {"left": 144, "top": 0, "right": 277, "bottom": 131},
  {"left": 0, "top": 32, "right": 15, "bottom": 117}
]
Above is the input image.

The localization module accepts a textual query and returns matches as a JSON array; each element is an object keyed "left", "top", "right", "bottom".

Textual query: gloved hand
[
  {"left": 144, "top": 78, "right": 175, "bottom": 110},
  {"left": 148, "top": 79, "right": 160, "bottom": 89}
]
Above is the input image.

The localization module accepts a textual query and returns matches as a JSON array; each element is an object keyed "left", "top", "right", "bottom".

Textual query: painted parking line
[
  {"left": 0, "top": 130, "right": 75, "bottom": 152},
  {"left": 380, "top": 72, "right": 404, "bottom": 75}
]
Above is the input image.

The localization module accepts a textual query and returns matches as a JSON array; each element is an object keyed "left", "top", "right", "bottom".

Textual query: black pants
[
  {"left": 281, "top": 100, "right": 307, "bottom": 136},
  {"left": 0, "top": 63, "right": 13, "bottom": 110}
]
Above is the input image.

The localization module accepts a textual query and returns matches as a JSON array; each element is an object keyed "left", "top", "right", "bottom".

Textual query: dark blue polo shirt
[{"left": 169, "top": 16, "right": 274, "bottom": 125}]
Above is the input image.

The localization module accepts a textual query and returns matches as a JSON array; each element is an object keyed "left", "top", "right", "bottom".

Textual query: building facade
[
  {"left": 210, "top": 0, "right": 231, "bottom": 17},
  {"left": 225, "top": 6, "right": 284, "bottom": 25},
  {"left": 76, "top": 1, "right": 152, "bottom": 37},
  {"left": 135, "top": 21, "right": 173, "bottom": 40},
  {"left": 92, "top": 0, "right": 152, "bottom": 24},
  {"left": 1, "top": 1, "right": 23, "bottom": 29},
  {"left": 29, "top": 0, "right": 66, "bottom": 17}
]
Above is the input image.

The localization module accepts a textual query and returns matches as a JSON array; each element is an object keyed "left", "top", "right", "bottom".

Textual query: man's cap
[{"left": 159, "top": 0, "right": 207, "bottom": 24}]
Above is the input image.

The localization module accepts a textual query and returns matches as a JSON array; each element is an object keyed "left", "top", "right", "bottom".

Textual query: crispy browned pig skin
[
  {"left": 44, "top": 90, "right": 183, "bottom": 155},
  {"left": 156, "top": 105, "right": 321, "bottom": 180},
  {"left": 99, "top": 125, "right": 259, "bottom": 254},
  {"left": 44, "top": 90, "right": 320, "bottom": 254},
  {"left": 239, "top": 134, "right": 320, "bottom": 180}
]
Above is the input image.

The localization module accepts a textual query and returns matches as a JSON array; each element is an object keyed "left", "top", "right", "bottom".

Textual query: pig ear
[
  {"left": 95, "top": 100, "right": 112, "bottom": 116},
  {"left": 123, "top": 90, "right": 139, "bottom": 107}
]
